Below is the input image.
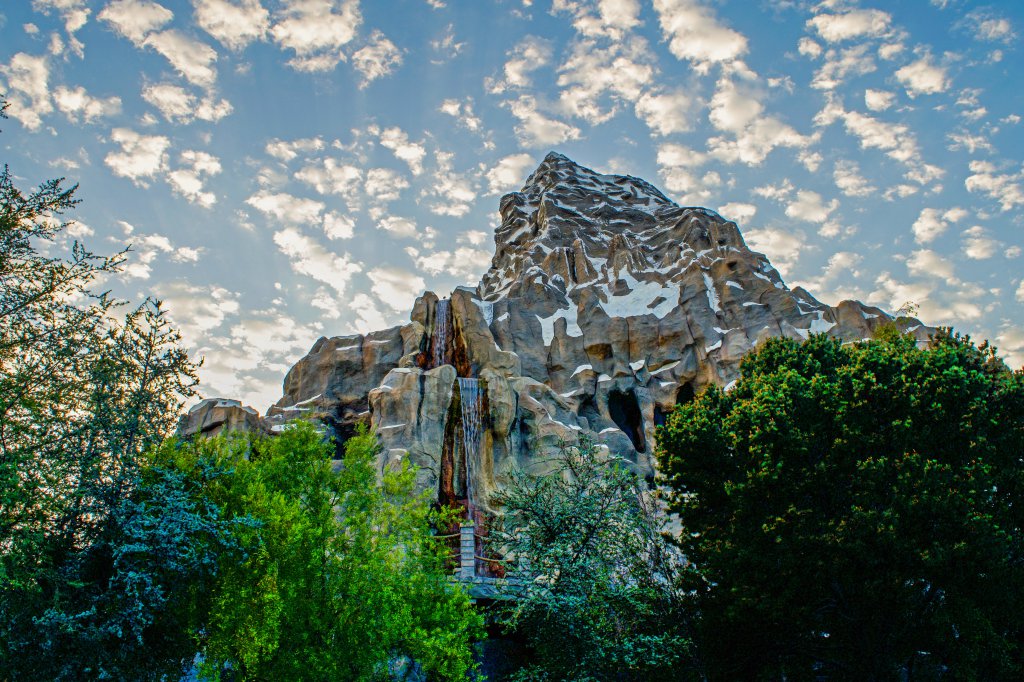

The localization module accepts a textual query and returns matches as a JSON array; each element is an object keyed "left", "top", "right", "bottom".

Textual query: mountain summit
[{"left": 182, "top": 153, "right": 932, "bottom": 513}]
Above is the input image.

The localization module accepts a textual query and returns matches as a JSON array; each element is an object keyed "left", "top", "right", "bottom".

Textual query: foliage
[
  {"left": 1, "top": 98, "right": 203, "bottom": 678},
  {"left": 153, "top": 423, "right": 483, "bottom": 681},
  {"left": 657, "top": 331, "right": 1024, "bottom": 681},
  {"left": 490, "top": 437, "right": 695, "bottom": 681}
]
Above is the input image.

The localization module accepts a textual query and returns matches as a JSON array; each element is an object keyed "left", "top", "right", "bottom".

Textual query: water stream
[
  {"left": 432, "top": 299, "right": 450, "bottom": 368},
  {"left": 457, "top": 377, "right": 483, "bottom": 518}
]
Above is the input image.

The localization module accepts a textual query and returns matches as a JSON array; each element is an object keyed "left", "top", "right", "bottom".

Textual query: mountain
[{"left": 180, "top": 152, "right": 932, "bottom": 516}]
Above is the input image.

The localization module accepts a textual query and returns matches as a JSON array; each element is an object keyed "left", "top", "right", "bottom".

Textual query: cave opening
[
  {"left": 607, "top": 389, "right": 646, "bottom": 453},
  {"left": 676, "top": 382, "right": 695, "bottom": 406},
  {"left": 653, "top": 405, "right": 667, "bottom": 428},
  {"left": 577, "top": 395, "right": 602, "bottom": 432}
]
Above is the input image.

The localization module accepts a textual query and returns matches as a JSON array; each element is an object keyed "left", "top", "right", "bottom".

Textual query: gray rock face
[
  {"left": 177, "top": 398, "right": 265, "bottom": 439},
  {"left": 191, "top": 152, "right": 933, "bottom": 512}
]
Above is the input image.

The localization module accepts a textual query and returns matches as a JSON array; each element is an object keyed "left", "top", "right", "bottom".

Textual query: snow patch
[
  {"left": 570, "top": 364, "right": 593, "bottom": 377},
  {"left": 702, "top": 271, "right": 721, "bottom": 312}
]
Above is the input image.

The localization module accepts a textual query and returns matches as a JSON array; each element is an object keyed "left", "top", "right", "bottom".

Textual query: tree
[
  {"left": 490, "top": 437, "right": 695, "bottom": 681},
  {"left": 1, "top": 96, "right": 203, "bottom": 678},
  {"left": 657, "top": 331, "right": 1024, "bottom": 681},
  {"left": 154, "top": 423, "right": 482, "bottom": 681}
]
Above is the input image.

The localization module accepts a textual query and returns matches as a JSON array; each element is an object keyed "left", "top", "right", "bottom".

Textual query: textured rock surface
[
  {"left": 189, "top": 152, "right": 934, "bottom": 512},
  {"left": 177, "top": 398, "right": 265, "bottom": 438}
]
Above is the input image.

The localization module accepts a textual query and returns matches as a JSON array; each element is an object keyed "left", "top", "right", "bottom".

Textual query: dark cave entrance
[
  {"left": 653, "top": 406, "right": 667, "bottom": 428},
  {"left": 608, "top": 389, "right": 646, "bottom": 453},
  {"left": 676, "top": 382, "right": 695, "bottom": 406}
]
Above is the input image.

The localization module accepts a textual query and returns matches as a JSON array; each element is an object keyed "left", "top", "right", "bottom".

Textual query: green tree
[
  {"left": 657, "top": 331, "right": 1024, "bottom": 681},
  {"left": 490, "top": 437, "right": 695, "bottom": 681},
  {"left": 154, "top": 423, "right": 482, "bottom": 681},
  {"left": 1, "top": 96, "right": 203, "bottom": 679}
]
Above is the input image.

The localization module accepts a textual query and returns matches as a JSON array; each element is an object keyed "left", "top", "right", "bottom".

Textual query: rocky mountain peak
[
  {"left": 181, "top": 152, "right": 934, "bottom": 520},
  {"left": 481, "top": 151, "right": 761, "bottom": 302}
]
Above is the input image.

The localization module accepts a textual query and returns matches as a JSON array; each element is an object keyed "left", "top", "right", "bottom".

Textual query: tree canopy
[
  {"left": 491, "top": 437, "right": 694, "bottom": 681},
  {"left": 657, "top": 331, "right": 1024, "bottom": 681},
  {"left": 158, "top": 424, "right": 483, "bottom": 681}
]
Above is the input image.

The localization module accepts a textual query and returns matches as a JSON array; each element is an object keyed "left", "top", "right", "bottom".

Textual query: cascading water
[
  {"left": 432, "top": 299, "right": 450, "bottom": 368},
  {"left": 457, "top": 377, "right": 483, "bottom": 519}
]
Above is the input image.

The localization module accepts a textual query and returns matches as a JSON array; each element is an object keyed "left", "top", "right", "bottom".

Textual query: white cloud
[
  {"left": 322, "top": 211, "right": 354, "bottom": 240},
  {"left": 424, "top": 150, "right": 476, "bottom": 217},
  {"left": 0, "top": 53, "right": 52, "bottom": 130},
  {"left": 458, "top": 230, "right": 488, "bottom": 246},
  {"left": 121, "top": 229, "right": 203, "bottom": 280},
  {"left": 833, "top": 159, "right": 875, "bottom": 197},
  {"left": 895, "top": 56, "right": 949, "bottom": 97},
  {"left": 706, "top": 78, "right": 812, "bottom": 165},
  {"left": 995, "top": 324, "right": 1024, "bottom": 371},
  {"left": 365, "top": 167, "right": 409, "bottom": 203},
  {"left": 718, "top": 202, "right": 756, "bottom": 224},
  {"left": 377, "top": 126, "right": 426, "bottom": 175},
  {"left": 271, "top": 0, "right": 361, "bottom": 72},
  {"left": 811, "top": 44, "right": 876, "bottom": 90},
  {"left": 906, "top": 249, "right": 954, "bottom": 279},
  {"left": 864, "top": 88, "right": 895, "bottom": 111},
  {"left": 347, "top": 292, "right": 391, "bottom": 333},
  {"left": 652, "top": 0, "right": 747, "bottom": 70},
  {"left": 143, "top": 30, "right": 219, "bottom": 87},
  {"left": 911, "top": 207, "right": 965, "bottom": 244},
  {"left": 789, "top": 251, "right": 864, "bottom": 302},
  {"left": 962, "top": 225, "right": 998, "bottom": 260},
  {"left": 352, "top": 30, "right": 403, "bottom": 87},
  {"left": 294, "top": 158, "right": 363, "bottom": 208},
  {"left": 814, "top": 98, "right": 923, "bottom": 172},
  {"left": 555, "top": 37, "right": 654, "bottom": 126},
  {"left": 246, "top": 190, "right": 324, "bottom": 225},
  {"left": 167, "top": 150, "right": 222, "bottom": 207},
  {"left": 488, "top": 35, "right": 552, "bottom": 93},
  {"left": 807, "top": 8, "right": 892, "bottom": 43},
  {"left": 439, "top": 98, "right": 483, "bottom": 133},
  {"left": 1017, "top": 282, "right": 1024, "bottom": 303},
  {"left": 98, "top": 0, "right": 173, "bottom": 44},
  {"left": 378, "top": 216, "right": 418, "bottom": 238},
  {"left": 868, "top": 272, "right": 935, "bottom": 317},
  {"left": 486, "top": 153, "right": 535, "bottom": 194},
  {"left": 52, "top": 85, "right": 121, "bottom": 123},
  {"left": 142, "top": 82, "right": 233, "bottom": 123},
  {"left": 963, "top": 10, "right": 1016, "bottom": 44},
  {"left": 964, "top": 161, "right": 1024, "bottom": 211},
  {"left": 408, "top": 245, "right": 491, "bottom": 279},
  {"left": 430, "top": 23, "right": 465, "bottom": 62},
  {"left": 785, "top": 190, "right": 838, "bottom": 224},
  {"left": 105, "top": 128, "right": 170, "bottom": 185},
  {"left": 655, "top": 143, "right": 715, "bottom": 202},
  {"left": 368, "top": 266, "right": 425, "bottom": 312},
  {"left": 798, "top": 37, "right": 823, "bottom": 59},
  {"left": 597, "top": 0, "right": 642, "bottom": 31},
  {"left": 272, "top": 226, "right": 361, "bottom": 296},
  {"left": 32, "top": 0, "right": 90, "bottom": 56},
  {"left": 153, "top": 280, "right": 241, "bottom": 341},
  {"left": 266, "top": 136, "right": 324, "bottom": 162},
  {"left": 635, "top": 89, "right": 695, "bottom": 136},
  {"left": 744, "top": 227, "right": 808, "bottom": 277},
  {"left": 194, "top": 0, "right": 270, "bottom": 51},
  {"left": 506, "top": 95, "right": 581, "bottom": 148}
]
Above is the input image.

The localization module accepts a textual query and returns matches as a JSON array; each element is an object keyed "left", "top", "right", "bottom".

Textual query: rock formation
[{"left": 180, "top": 152, "right": 932, "bottom": 517}]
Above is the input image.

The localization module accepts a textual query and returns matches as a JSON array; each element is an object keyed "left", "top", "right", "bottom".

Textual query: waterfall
[
  {"left": 457, "top": 377, "right": 483, "bottom": 518},
  {"left": 432, "top": 299, "right": 450, "bottom": 368}
]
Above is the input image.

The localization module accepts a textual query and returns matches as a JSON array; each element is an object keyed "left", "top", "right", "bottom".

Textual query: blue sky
[{"left": 2, "top": 0, "right": 1022, "bottom": 410}]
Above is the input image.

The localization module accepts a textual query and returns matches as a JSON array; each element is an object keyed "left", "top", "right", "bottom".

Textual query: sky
[{"left": 1, "top": 0, "right": 1022, "bottom": 412}]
